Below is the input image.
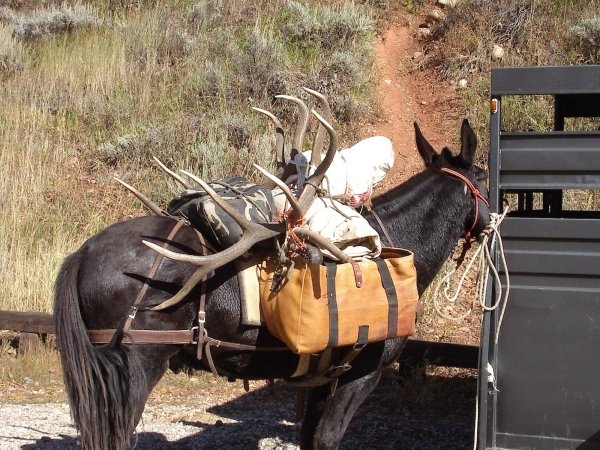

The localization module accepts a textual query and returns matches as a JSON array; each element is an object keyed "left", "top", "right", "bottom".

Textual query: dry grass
[
  {"left": 0, "top": 0, "right": 377, "bottom": 313},
  {"left": 0, "top": 333, "right": 65, "bottom": 402},
  {"left": 421, "top": 0, "right": 600, "bottom": 161}
]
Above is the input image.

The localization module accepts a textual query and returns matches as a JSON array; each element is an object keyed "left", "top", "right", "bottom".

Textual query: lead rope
[
  {"left": 433, "top": 202, "right": 510, "bottom": 345},
  {"left": 429, "top": 203, "right": 510, "bottom": 450}
]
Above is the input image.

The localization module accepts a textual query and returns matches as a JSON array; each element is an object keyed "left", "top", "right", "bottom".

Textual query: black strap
[
  {"left": 325, "top": 325, "right": 370, "bottom": 382},
  {"left": 326, "top": 263, "right": 339, "bottom": 348},
  {"left": 371, "top": 210, "right": 395, "bottom": 247},
  {"left": 375, "top": 258, "right": 398, "bottom": 337}
]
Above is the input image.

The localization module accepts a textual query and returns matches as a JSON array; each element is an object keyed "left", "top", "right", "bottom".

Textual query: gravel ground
[{"left": 0, "top": 367, "right": 477, "bottom": 450}]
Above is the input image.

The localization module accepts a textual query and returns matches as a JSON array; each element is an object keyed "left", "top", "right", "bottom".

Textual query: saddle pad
[{"left": 235, "top": 253, "right": 266, "bottom": 327}]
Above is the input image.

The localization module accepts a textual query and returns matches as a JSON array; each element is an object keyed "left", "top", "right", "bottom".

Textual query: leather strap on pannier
[
  {"left": 326, "top": 262, "right": 339, "bottom": 348},
  {"left": 324, "top": 256, "right": 401, "bottom": 349},
  {"left": 374, "top": 258, "right": 399, "bottom": 337}
]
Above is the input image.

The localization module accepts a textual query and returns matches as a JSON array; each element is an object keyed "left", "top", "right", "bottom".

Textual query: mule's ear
[
  {"left": 460, "top": 119, "right": 477, "bottom": 164},
  {"left": 414, "top": 122, "right": 437, "bottom": 166}
]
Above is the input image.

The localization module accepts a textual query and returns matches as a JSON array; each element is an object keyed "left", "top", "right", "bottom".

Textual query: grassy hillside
[
  {"left": 2, "top": 0, "right": 600, "bottom": 313},
  {"left": 423, "top": 0, "right": 600, "bottom": 156},
  {"left": 0, "top": 0, "right": 378, "bottom": 312}
]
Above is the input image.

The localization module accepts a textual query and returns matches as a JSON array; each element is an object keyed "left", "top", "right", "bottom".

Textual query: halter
[{"left": 440, "top": 167, "right": 490, "bottom": 240}]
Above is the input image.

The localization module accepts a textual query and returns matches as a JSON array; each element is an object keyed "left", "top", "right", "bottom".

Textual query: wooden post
[{"left": 17, "top": 332, "right": 42, "bottom": 356}]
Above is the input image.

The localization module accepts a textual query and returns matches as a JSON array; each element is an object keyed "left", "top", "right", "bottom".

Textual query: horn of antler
[
  {"left": 291, "top": 228, "right": 351, "bottom": 263},
  {"left": 253, "top": 108, "right": 338, "bottom": 223},
  {"left": 253, "top": 163, "right": 302, "bottom": 217},
  {"left": 145, "top": 104, "right": 345, "bottom": 309},
  {"left": 144, "top": 173, "right": 284, "bottom": 270},
  {"left": 252, "top": 107, "right": 285, "bottom": 172},
  {"left": 252, "top": 107, "right": 286, "bottom": 189},
  {"left": 303, "top": 87, "right": 333, "bottom": 166},
  {"left": 275, "top": 94, "right": 309, "bottom": 157},
  {"left": 153, "top": 157, "right": 193, "bottom": 189},
  {"left": 114, "top": 178, "right": 167, "bottom": 216},
  {"left": 295, "top": 109, "right": 338, "bottom": 217}
]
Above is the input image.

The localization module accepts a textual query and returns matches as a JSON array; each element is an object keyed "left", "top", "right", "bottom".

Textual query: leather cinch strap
[
  {"left": 123, "top": 219, "right": 187, "bottom": 333},
  {"left": 89, "top": 329, "right": 195, "bottom": 344}
]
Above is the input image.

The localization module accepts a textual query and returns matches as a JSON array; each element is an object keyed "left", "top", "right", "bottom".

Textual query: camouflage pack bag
[{"left": 167, "top": 177, "right": 275, "bottom": 249}]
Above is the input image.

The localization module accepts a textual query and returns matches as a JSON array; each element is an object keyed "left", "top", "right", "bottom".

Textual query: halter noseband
[{"left": 440, "top": 167, "right": 490, "bottom": 240}]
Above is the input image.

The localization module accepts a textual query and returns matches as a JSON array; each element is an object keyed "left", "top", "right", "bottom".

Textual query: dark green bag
[{"left": 167, "top": 177, "right": 275, "bottom": 249}]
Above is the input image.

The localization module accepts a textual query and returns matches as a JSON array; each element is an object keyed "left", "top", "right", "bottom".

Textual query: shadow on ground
[{"left": 19, "top": 368, "right": 476, "bottom": 450}]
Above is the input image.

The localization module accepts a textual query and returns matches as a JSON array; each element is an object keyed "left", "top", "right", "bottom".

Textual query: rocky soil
[{"left": 0, "top": 366, "right": 477, "bottom": 449}]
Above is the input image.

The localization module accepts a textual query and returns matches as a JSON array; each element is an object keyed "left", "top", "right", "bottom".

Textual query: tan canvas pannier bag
[{"left": 258, "top": 249, "right": 419, "bottom": 354}]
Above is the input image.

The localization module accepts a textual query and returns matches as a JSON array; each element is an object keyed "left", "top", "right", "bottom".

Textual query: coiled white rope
[
  {"left": 431, "top": 203, "right": 510, "bottom": 450},
  {"left": 433, "top": 203, "right": 510, "bottom": 344}
]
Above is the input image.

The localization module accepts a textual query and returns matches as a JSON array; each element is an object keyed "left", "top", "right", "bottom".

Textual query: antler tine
[
  {"left": 253, "top": 163, "right": 302, "bottom": 218},
  {"left": 292, "top": 227, "right": 351, "bottom": 263},
  {"left": 252, "top": 108, "right": 286, "bottom": 188},
  {"left": 180, "top": 170, "right": 258, "bottom": 230},
  {"left": 153, "top": 156, "right": 193, "bottom": 189},
  {"left": 275, "top": 95, "right": 309, "bottom": 156},
  {"left": 114, "top": 178, "right": 167, "bottom": 216},
  {"left": 295, "top": 110, "right": 338, "bottom": 217},
  {"left": 143, "top": 171, "right": 285, "bottom": 299},
  {"left": 302, "top": 87, "right": 333, "bottom": 165},
  {"left": 252, "top": 107, "right": 283, "bottom": 128},
  {"left": 143, "top": 217, "right": 283, "bottom": 269},
  {"left": 252, "top": 107, "right": 286, "bottom": 171}
]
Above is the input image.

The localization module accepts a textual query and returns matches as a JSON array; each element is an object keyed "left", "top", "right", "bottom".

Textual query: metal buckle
[
  {"left": 191, "top": 326, "right": 199, "bottom": 344},
  {"left": 198, "top": 311, "right": 206, "bottom": 324},
  {"left": 128, "top": 306, "right": 138, "bottom": 320}
]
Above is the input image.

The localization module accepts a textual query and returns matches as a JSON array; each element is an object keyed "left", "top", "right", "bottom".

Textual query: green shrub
[
  {"left": 568, "top": 17, "right": 600, "bottom": 64},
  {"left": 0, "top": 6, "right": 16, "bottom": 23},
  {"left": 0, "top": 23, "right": 25, "bottom": 79},
  {"left": 12, "top": 1, "right": 102, "bottom": 42},
  {"left": 282, "top": 1, "right": 373, "bottom": 51},
  {"left": 431, "top": 0, "right": 534, "bottom": 76}
]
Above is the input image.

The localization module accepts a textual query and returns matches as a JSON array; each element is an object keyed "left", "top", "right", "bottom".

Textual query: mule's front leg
[{"left": 300, "top": 368, "right": 382, "bottom": 450}]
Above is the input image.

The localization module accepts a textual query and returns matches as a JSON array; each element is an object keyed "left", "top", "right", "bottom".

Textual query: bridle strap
[
  {"left": 371, "top": 209, "right": 395, "bottom": 247},
  {"left": 439, "top": 167, "right": 490, "bottom": 239}
]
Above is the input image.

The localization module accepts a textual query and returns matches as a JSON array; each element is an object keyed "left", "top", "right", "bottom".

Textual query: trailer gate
[{"left": 478, "top": 66, "right": 600, "bottom": 449}]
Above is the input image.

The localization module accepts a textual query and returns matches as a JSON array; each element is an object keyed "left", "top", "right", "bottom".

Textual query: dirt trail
[
  {"left": 368, "top": 17, "right": 482, "bottom": 346},
  {"left": 367, "top": 18, "right": 463, "bottom": 193}
]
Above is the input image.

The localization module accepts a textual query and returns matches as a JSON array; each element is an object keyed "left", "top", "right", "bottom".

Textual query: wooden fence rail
[
  {"left": 0, "top": 310, "right": 54, "bottom": 334},
  {"left": 0, "top": 309, "right": 478, "bottom": 368}
]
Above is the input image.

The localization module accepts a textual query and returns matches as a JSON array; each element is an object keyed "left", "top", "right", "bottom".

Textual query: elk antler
[
  {"left": 275, "top": 95, "right": 309, "bottom": 158},
  {"left": 303, "top": 87, "right": 333, "bottom": 166},
  {"left": 153, "top": 157, "right": 193, "bottom": 189},
  {"left": 254, "top": 109, "right": 338, "bottom": 223},
  {"left": 115, "top": 178, "right": 168, "bottom": 216},
  {"left": 252, "top": 107, "right": 285, "bottom": 188},
  {"left": 295, "top": 110, "right": 338, "bottom": 218},
  {"left": 145, "top": 99, "right": 345, "bottom": 309},
  {"left": 143, "top": 173, "right": 284, "bottom": 286}
]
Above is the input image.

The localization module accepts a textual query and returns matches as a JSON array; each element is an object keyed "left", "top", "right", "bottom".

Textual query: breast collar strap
[{"left": 439, "top": 167, "right": 490, "bottom": 240}]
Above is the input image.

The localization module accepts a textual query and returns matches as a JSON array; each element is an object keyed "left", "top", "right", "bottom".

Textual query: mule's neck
[{"left": 365, "top": 169, "right": 469, "bottom": 294}]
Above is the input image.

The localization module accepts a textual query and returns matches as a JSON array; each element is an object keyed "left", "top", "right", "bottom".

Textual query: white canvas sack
[
  {"left": 288, "top": 136, "right": 394, "bottom": 207},
  {"left": 273, "top": 191, "right": 382, "bottom": 259}
]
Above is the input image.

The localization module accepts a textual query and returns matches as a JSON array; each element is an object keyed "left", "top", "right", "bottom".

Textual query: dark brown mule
[{"left": 54, "top": 119, "right": 489, "bottom": 449}]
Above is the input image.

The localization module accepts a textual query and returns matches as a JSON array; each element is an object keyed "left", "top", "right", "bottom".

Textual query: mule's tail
[{"left": 54, "top": 251, "right": 144, "bottom": 450}]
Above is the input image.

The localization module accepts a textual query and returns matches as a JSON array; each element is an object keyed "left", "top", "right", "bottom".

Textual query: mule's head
[{"left": 413, "top": 119, "right": 490, "bottom": 238}]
